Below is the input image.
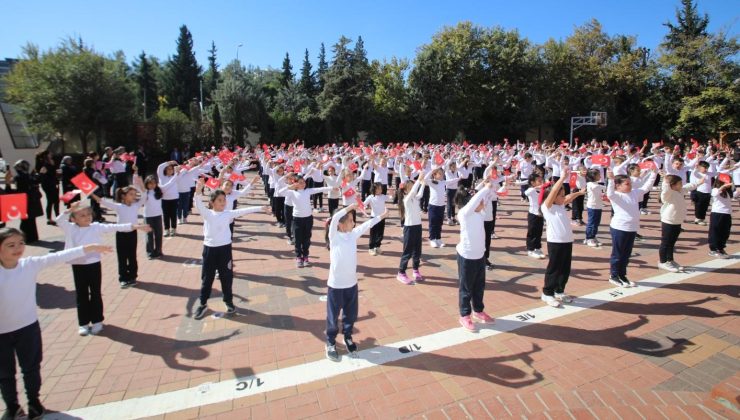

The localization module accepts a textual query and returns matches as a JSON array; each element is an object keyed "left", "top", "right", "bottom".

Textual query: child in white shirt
[
  {"left": 324, "top": 203, "right": 386, "bottom": 361},
  {"left": 192, "top": 179, "right": 268, "bottom": 320}
]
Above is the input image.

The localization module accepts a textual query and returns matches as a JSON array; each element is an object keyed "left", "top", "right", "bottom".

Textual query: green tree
[
  {"left": 211, "top": 103, "right": 223, "bottom": 145},
  {"left": 213, "top": 62, "right": 268, "bottom": 145},
  {"left": 203, "top": 41, "right": 219, "bottom": 106},
  {"left": 165, "top": 25, "right": 202, "bottom": 116},
  {"left": 280, "top": 52, "right": 293, "bottom": 88},
  {"left": 5, "top": 38, "right": 136, "bottom": 152},
  {"left": 299, "top": 48, "right": 316, "bottom": 98},
  {"left": 133, "top": 51, "right": 159, "bottom": 120},
  {"left": 653, "top": 0, "right": 740, "bottom": 138},
  {"left": 154, "top": 107, "right": 191, "bottom": 151},
  {"left": 317, "top": 42, "right": 328, "bottom": 91},
  {"left": 370, "top": 57, "right": 412, "bottom": 139}
]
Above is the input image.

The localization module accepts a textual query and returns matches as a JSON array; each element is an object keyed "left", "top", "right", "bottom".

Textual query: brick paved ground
[{"left": 2, "top": 177, "right": 738, "bottom": 419}]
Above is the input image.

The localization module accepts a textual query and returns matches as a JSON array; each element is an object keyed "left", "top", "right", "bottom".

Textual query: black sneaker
[
  {"left": 147, "top": 254, "right": 154, "bottom": 260},
  {"left": 225, "top": 303, "right": 236, "bottom": 315},
  {"left": 27, "top": 401, "right": 45, "bottom": 420},
  {"left": 619, "top": 275, "right": 636, "bottom": 287},
  {"left": 325, "top": 344, "right": 340, "bottom": 362},
  {"left": 1, "top": 406, "right": 24, "bottom": 420},
  {"left": 120, "top": 281, "right": 130, "bottom": 289},
  {"left": 344, "top": 336, "right": 358, "bottom": 353},
  {"left": 194, "top": 305, "right": 208, "bottom": 320},
  {"left": 127, "top": 280, "right": 137, "bottom": 288},
  {"left": 485, "top": 260, "right": 495, "bottom": 271}
]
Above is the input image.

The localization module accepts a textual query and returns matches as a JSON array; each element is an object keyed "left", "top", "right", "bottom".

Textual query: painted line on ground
[{"left": 54, "top": 255, "right": 739, "bottom": 420}]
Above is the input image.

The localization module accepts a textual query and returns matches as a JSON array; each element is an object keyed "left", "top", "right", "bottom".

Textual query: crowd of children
[{"left": 1, "top": 138, "right": 737, "bottom": 417}]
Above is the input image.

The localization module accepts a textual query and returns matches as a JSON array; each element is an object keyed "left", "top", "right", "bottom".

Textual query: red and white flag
[
  {"left": 205, "top": 177, "right": 221, "bottom": 190},
  {"left": 343, "top": 188, "right": 356, "bottom": 198},
  {"left": 569, "top": 172, "right": 578, "bottom": 189},
  {"left": 638, "top": 161, "right": 656, "bottom": 171},
  {"left": 71, "top": 173, "right": 98, "bottom": 196},
  {"left": 591, "top": 155, "right": 611, "bottom": 166},
  {"left": 0, "top": 193, "right": 28, "bottom": 222},
  {"left": 61, "top": 190, "right": 81, "bottom": 204}
]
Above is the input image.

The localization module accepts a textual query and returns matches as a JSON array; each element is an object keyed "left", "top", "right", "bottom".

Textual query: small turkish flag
[
  {"left": 0, "top": 193, "right": 28, "bottom": 222},
  {"left": 496, "top": 186, "right": 508, "bottom": 197},
  {"left": 591, "top": 155, "right": 611, "bottom": 166},
  {"left": 230, "top": 173, "right": 245, "bottom": 182},
  {"left": 205, "top": 177, "right": 221, "bottom": 190},
  {"left": 434, "top": 153, "right": 444, "bottom": 166},
  {"left": 71, "top": 173, "right": 97, "bottom": 196},
  {"left": 343, "top": 188, "right": 356, "bottom": 198},
  {"left": 718, "top": 173, "right": 731, "bottom": 184},
  {"left": 349, "top": 163, "right": 358, "bottom": 172},
  {"left": 569, "top": 172, "right": 578, "bottom": 189},
  {"left": 638, "top": 161, "right": 656, "bottom": 171},
  {"left": 293, "top": 160, "right": 303, "bottom": 172},
  {"left": 355, "top": 196, "right": 365, "bottom": 210},
  {"left": 61, "top": 190, "right": 81, "bottom": 204},
  {"left": 412, "top": 161, "right": 422, "bottom": 171}
]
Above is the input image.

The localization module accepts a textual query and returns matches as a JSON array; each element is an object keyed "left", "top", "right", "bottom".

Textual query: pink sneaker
[
  {"left": 396, "top": 272, "right": 413, "bottom": 285},
  {"left": 472, "top": 311, "right": 494, "bottom": 323},
  {"left": 412, "top": 270, "right": 424, "bottom": 282},
  {"left": 459, "top": 315, "right": 477, "bottom": 332},
  {"left": 303, "top": 257, "right": 311, "bottom": 267}
]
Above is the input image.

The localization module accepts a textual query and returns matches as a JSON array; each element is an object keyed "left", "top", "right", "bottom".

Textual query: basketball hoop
[{"left": 569, "top": 111, "right": 607, "bottom": 146}]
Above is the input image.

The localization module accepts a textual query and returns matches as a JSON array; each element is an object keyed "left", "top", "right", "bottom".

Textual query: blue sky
[{"left": 1, "top": 0, "right": 737, "bottom": 69}]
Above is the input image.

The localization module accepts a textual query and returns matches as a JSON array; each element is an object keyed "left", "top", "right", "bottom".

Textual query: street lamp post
[{"left": 236, "top": 43, "right": 243, "bottom": 61}]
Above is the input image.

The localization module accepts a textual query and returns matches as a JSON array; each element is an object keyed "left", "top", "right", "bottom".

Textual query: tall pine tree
[
  {"left": 134, "top": 51, "right": 158, "bottom": 120},
  {"left": 280, "top": 52, "right": 294, "bottom": 88},
  {"left": 317, "top": 43, "right": 328, "bottom": 91},
  {"left": 166, "top": 25, "right": 202, "bottom": 116},
  {"left": 299, "top": 48, "right": 315, "bottom": 98},
  {"left": 204, "top": 41, "right": 219, "bottom": 105}
]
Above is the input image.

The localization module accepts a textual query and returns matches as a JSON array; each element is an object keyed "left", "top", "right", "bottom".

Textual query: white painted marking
[{"left": 52, "top": 255, "right": 738, "bottom": 420}]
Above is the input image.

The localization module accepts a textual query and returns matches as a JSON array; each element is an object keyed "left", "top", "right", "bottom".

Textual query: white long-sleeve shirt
[
  {"left": 424, "top": 171, "right": 460, "bottom": 207},
  {"left": 403, "top": 181, "right": 424, "bottom": 226},
  {"left": 141, "top": 189, "right": 163, "bottom": 217},
  {"left": 328, "top": 208, "right": 382, "bottom": 289},
  {"left": 456, "top": 186, "right": 490, "bottom": 260},
  {"left": 586, "top": 182, "right": 605, "bottom": 210},
  {"left": 56, "top": 214, "right": 133, "bottom": 265},
  {"left": 101, "top": 198, "right": 143, "bottom": 225},
  {"left": 157, "top": 162, "right": 181, "bottom": 200},
  {"left": 0, "top": 246, "right": 86, "bottom": 334},
  {"left": 363, "top": 194, "right": 387, "bottom": 217},
  {"left": 660, "top": 179, "right": 698, "bottom": 225},
  {"left": 194, "top": 194, "right": 263, "bottom": 247},
  {"left": 279, "top": 187, "right": 333, "bottom": 217}
]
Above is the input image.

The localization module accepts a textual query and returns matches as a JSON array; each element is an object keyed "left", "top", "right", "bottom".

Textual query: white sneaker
[
  {"left": 436, "top": 239, "right": 446, "bottom": 248},
  {"left": 541, "top": 294, "right": 561, "bottom": 307},
  {"left": 708, "top": 250, "right": 721, "bottom": 258},
  {"left": 90, "top": 322, "right": 103, "bottom": 335},
  {"left": 535, "top": 249, "right": 546, "bottom": 259},
  {"left": 429, "top": 240, "right": 440, "bottom": 248},
  {"left": 670, "top": 261, "right": 685, "bottom": 271},
  {"left": 659, "top": 262, "right": 679, "bottom": 273},
  {"left": 586, "top": 239, "right": 598, "bottom": 247},
  {"left": 368, "top": 248, "right": 377, "bottom": 256},
  {"left": 527, "top": 250, "right": 538, "bottom": 258},
  {"left": 78, "top": 326, "right": 90, "bottom": 336},
  {"left": 447, "top": 219, "right": 454, "bottom": 226},
  {"left": 491, "top": 233, "right": 499, "bottom": 239},
  {"left": 376, "top": 247, "right": 382, "bottom": 255},
  {"left": 554, "top": 293, "right": 573, "bottom": 303}
]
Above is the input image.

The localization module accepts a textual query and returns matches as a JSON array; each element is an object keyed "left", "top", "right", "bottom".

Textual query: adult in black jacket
[
  {"left": 10, "top": 160, "right": 44, "bottom": 243},
  {"left": 35, "top": 151, "right": 60, "bottom": 225}
]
